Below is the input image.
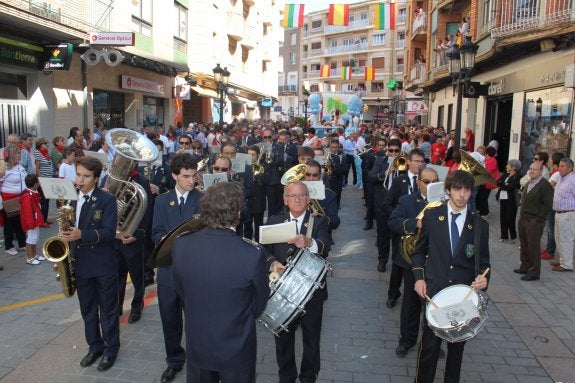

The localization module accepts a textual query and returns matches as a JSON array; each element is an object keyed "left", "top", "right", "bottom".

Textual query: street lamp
[
  {"left": 447, "top": 35, "right": 478, "bottom": 150},
  {"left": 302, "top": 87, "right": 310, "bottom": 129},
  {"left": 391, "top": 82, "right": 403, "bottom": 128},
  {"left": 212, "top": 63, "right": 231, "bottom": 125},
  {"left": 376, "top": 98, "right": 381, "bottom": 125}
]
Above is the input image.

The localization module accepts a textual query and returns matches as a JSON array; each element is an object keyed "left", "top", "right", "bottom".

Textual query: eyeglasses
[
  {"left": 387, "top": 149, "right": 400, "bottom": 153},
  {"left": 533, "top": 157, "right": 540, "bottom": 161},
  {"left": 418, "top": 179, "right": 438, "bottom": 185},
  {"left": 305, "top": 173, "right": 321, "bottom": 177},
  {"left": 222, "top": 151, "right": 236, "bottom": 156},
  {"left": 263, "top": 136, "right": 273, "bottom": 140},
  {"left": 213, "top": 166, "right": 229, "bottom": 172},
  {"left": 285, "top": 193, "right": 308, "bottom": 200},
  {"left": 179, "top": 141, "right": 190, "bottom": 145}
]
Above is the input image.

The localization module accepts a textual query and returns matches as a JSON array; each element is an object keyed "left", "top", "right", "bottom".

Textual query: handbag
[{"left": 3, "top": 197, "right": 21, "bottom": 218}]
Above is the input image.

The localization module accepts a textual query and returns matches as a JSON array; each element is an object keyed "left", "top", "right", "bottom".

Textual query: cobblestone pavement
[{"left": 0, "top": 188, "right": 573, "bottom": 383}]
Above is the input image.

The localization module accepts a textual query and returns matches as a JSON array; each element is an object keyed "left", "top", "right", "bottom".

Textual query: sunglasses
[
  {"left": 213, "top": 166, "right": 229, "bottom": 172},
  {"left": 387, "top": 149, "right": 400, "bottom": 153},
  {"left": 179, "top": 141, "right": 190, "bottom": 145}
]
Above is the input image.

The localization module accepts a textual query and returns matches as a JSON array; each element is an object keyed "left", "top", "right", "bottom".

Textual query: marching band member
[
  {"left": 303, "top": 160, "right": 339, "bottom": 232},
  {"left": 388, "top": 168, "right": 439, "bottom": 358},
  {"left": 265, "top": 181, "right": 330, "bottom": 383},
  {"left": 412, "top": 170, "right": 490, "bottom": 383},
  {"left": 247, "top": 145, "right": 267, "bottom": 242},
  {"left": 326, "top": 139, "right": 347, "bottom": 208},
  {"left": 152, "top": 153, "right": 202, "bottom": 383}
]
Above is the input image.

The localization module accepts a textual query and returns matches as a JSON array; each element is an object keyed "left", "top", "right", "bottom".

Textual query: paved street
[{"left": 0, "top": 187, "right": 573, "bottom": 383}]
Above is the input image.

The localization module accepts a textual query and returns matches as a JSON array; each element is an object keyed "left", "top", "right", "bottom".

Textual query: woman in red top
[{"left": 476, "top": 146, "right": 499, "bottom": 216}]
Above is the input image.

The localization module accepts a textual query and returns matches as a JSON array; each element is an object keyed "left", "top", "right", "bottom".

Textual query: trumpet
[{"left": 194, "top": 157, "right": 209, "bottom": 192}]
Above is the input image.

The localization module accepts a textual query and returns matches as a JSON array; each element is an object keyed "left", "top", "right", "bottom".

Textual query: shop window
[
  {"left": 143, "top": 96, "right": 165, "bottom": 127},
  {"left": 521, "top": 88, "right": 572, "bottom": 166},
  {"left": 93, "top": 90, "right": 125, "bottom": 129}
]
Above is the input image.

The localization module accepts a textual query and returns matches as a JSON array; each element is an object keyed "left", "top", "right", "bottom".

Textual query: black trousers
[
  {"left": 157, "top": 282, "right": 186, "bottom": 369},
  {"left": 475, "top": 186, "right": 492, "bottom": 216},
  {"left": 374, "top": 206, "right": 390, "bottom": 265},
  {"left": 76, "top": 274, "right": 120, "bottom": 357},
  {"left": 388, "top": 237, "right": 403, "bottom": 300},
  {"left": 364, "top": 183, "right": 375, "bottom": 226},
  {"left": 117, "top": 240, "right": 145, "bottom": 315},
  {"left": 266, "top": 184, "right": 284, "bottom": 217},
  {"left": 276, "top": 292, "right": 324, "bottom": 383},
  {"left": 518, "top": 216, "right": 545, "bottom": 278},
  {"left": 499, "top": 199, "right": 518, "bottom": 240},
  {"left": 186, "top": 364, "right": 255, "bottom": 383},
  {"left": 415, "top": 317, "right": 466, "bottom": 383},
  {"left": 399, "top": 269, "right": 422, "bottom": 348},
  {"left": 38, "top": 186, "right": 50, "bottom": 222},
  {"left": 344, "top": 154, "right": 356, "bottom": 185},
  {"left": 3, "top": 213, "right": 26, "bottom": 250},
  {"left": 244, "top": 211, "right": 264, "bottom": 242}
]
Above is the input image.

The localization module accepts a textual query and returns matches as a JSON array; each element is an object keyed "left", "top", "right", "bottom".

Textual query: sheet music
[{"left": 259, "top": 221, "right": 297, "bottom": 245}]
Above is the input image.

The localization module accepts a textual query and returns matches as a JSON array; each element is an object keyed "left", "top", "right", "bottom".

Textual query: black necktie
[
  {"left": 79, "top": 195, "right": 90, "bottom": 227},
  {"left": 412, "top": 175, "right": 419, "bottom": 194},
  {"left": 293, "top": 218, "right": 298, "bottom": 234},
  {"left": 451, "top": 212, "right": 461, "bottom": 256},
  {"left": 180, "top": 196, "right": 185, "bottom": 213}
]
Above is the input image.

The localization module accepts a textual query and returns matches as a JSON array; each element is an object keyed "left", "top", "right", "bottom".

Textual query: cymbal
[{"left": 149, "top": 217, "right": 204, "bottom": 268}]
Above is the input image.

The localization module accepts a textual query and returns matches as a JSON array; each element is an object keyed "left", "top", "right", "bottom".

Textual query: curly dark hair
[
  {"left": 169, "top": 152, "right": 198, "bottom": 175},
  {"left": 200, "top": 182, "right": 244, "bottom": 229}
]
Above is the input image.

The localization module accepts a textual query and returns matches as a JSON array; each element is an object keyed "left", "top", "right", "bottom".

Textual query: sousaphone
[{"left": 458, "top": 150, "right": 497, "bottom": 186}]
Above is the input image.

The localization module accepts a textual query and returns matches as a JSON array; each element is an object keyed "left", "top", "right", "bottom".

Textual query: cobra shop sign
[{"left": 89, "top": 32, "right": 135, "bottom": 46}]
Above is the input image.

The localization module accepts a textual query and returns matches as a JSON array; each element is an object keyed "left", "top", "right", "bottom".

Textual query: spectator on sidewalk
[
  {"left": 1, "top": 146, "right": 27, "bottom": 256},
  {"left": 496, "top": 159, "right": 522, "bottom": 243},
  {"left": 19, "top": 174, "right": 45, "bottom": 265},
  {"left": 550, "top": 158, "right": 575, "bottom": 272},
  {"left": 541, "top": 152, "right": 564, "bottom": 260}
]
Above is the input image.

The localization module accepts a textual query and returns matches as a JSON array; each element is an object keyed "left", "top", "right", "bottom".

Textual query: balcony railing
[
  {"left": 227, "top": 11, "right": 244, "bottom": 40},
  {"left": 278, "top": 85, "right": 298, "bottom": 94},
  {"left": 372, "top": 37, "right": 386, "bottom": 46},
  {"left": 324, "top": 18, "right": 370, "bottom": 34},
  {"left": 324, "top": 42, "right": 369, "bottom": 55},
  {"left": 491, "top": 0, "right": 574, "bottom": 38},
  {"left": 412, "top": 12, "right": 427, "bottom": 35},
  {"left": 331, "top": 67, "right": 366, "bottom": 77},
  {"left": 409, "top": 63, "right": 427, "bottom": 84}
]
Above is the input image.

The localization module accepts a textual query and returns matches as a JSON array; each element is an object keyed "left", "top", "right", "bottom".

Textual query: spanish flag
[
  {"left": 364, "top": 67, "right": 375, "bottom": 81},
  {"left": 341, "top": 66, "right": 352, "bottom": 80},
  {"left": 283, "top": 4, "right": 305, "bottom": 28},
  {"left": 374, "top": 3, "right": 395, "bottom": 30},
  {"left": 328, "top": 4, "right": 350, "bottom": 26},
  {"left": 320, "top": 65, "right": 331, "bottom": 77}
]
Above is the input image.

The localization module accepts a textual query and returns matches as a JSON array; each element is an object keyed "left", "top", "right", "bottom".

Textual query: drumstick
[
  {"left": 463, "top": 267, "right": 491, "bottom": 301},
  {"left": 424, "top": 294, "right": 439, "bottom": 309}
]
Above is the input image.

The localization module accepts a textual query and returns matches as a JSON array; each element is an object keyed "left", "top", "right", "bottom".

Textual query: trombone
[{"left": 382, "top": 151, "right": 408, "bottom": 188}]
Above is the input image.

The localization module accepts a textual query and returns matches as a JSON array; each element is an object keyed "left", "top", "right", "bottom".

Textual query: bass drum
[
  {"left": 425, "top": 284, "right": 489, "bottom": 343},
  {"left": 258, "top": 249, "right": 330, "bottom": 336}
]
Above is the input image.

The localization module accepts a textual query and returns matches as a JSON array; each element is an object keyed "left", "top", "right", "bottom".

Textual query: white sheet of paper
[
  {"left": 230, "top": 158, "right": 244, "bottom": 174},
  {"left": 202, "top": 173, "right": 228, "bottom": 190},
  {"left": 426, "top": 164, "right": 450, "bottom": 182},
  {"left": 303, "top": 181, "right": 326, "bottom": 200},
  {"left": 427, "top": 182, "right": 447, "bottom": 203},
  {"left": 314, "top": 155, "right": 326, "bottom": 165},
  {"left": 259, "top": 221, "right": 297, "bottom": 245},
  {"left": 235, "top": 153, "right": 252, "bottom": 169},
  {"left": 39, "top": 177, "right": 78, "bottom": 200}
]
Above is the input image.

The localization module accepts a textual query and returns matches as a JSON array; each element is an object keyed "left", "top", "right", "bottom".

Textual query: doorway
[{"left": 485, "top": 95, "right": 513, "bottom": 170}]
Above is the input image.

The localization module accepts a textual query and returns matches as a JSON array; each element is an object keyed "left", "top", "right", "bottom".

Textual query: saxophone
[{"left": 43, "top": 198, "right": 76, "bottom": 297}]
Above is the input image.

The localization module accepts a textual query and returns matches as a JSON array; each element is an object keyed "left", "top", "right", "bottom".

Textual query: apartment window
[
  {"left": 358, "top": 59, "right": 366, "bottom": 67},
  {"left": 311, "top": 20, "right": 322, "bottom": 28},
  {"left": 349, "top": 14, "right": 355, "bottom": 23},
  {"left": 342, "top": 84, "right": 353, "bottom": 92},
  {"left": 302, "top": 65, "right": 307, "bottom": 73},
  {"left": 174, "top": 3, "right": 187, "bottom": 51},
  {"left": 311, "top": 42, "right": 321, "bottom": 50},
  {"left": 398, "top": 7, "right": 407, "bottom": 23},
  {"left": 330, "top": 61, "right": 337, "bottom": 69},
  {"left": 291, "top": 33, "right": 296, "bottom": 45},
  {"left": 310, "top": 64, "right": 321, "bottom": 71},
  {"left": 372, "top": 57, "right": 385, "bottom": 68},
  {"left": 481, "top": 0, "right": 496, "bottom": 32},
  {"left": 289, "top": 52, "right": 296, "bottom": 65},
  {"left": 310, "top": 84, "right": 319, "bottom": 92},
  {"left": 397, "top": 33, "right": 406, "bottom": 48},
  {"left": 132, "top": 0, "right": 153, "bottom": 37},
  {"left": 331, "top": 40, "right": 337, "bottom": 47},
  {"left": 361, "top": 12, "right": 368, "bottom": 20},
  {"left": 373, "top": 33, "right": 386, "bottom": 45},
  {"left": 437, "top": 105, "right": 444, "bottom": 127},
  {"left": 371, "top": 82, "right": 384, "bottom": 92}
]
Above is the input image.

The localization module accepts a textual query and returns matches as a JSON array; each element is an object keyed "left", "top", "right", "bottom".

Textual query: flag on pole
[
  {"left": 320, "top": 65, "right": 331, "bottom": 77},
  {"left": 341, "top": 66, "right": 352, "bottom": 80},
  {"left": 374, "top": 3, "right": 395, "bottom": 30},
  {"left": 364, "top": 67, "right": 375, "bottom": 81},
  {"left": 283, "top": 4, "right": 305, "bottom": 28},
  {"left": 328, "top": 4, "right": 350, "bottom": 26}
]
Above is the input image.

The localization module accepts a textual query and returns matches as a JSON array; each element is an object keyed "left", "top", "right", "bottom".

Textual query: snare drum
[
  {"left": 425, "top": 284, "right": 489, "bottom": 343},
  {"left": 258, "top": 249, "right": 331, "bottom": 336}
]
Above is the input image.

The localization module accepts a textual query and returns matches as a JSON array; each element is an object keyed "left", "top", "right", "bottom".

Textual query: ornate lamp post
[
  {"left": 446, "top": 35, "right": 478, "bottom": 150},
  {"left": 302, "top": 87, "right": 310, "bottom": 128},
  {"left": 212, "top": 63, "right": 231, "bottom": 125}
]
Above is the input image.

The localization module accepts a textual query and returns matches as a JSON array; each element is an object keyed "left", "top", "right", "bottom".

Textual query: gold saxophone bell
[
  {"left": 43, "top": 201, "right": 76, "bottom": 298},
  {"left": 280, "top": 164, "right": 307, "bottom": 185},
  {"left": 400, "top": 200, "right": 444, "bottom": 265}
]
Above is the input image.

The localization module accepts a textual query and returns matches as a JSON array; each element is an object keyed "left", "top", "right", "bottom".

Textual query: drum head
[{"left": 426, "top": 284, "right": 479, "bottom": 329}]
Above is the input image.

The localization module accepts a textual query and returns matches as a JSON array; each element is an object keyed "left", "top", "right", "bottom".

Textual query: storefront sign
[
  {"left": 43, "top": 43, "right": 73, "bottom": 70},
  {"left": 0, "top": 36, "right": 44, "bottom": 69},
  {"left": 540, "top": 71, "right": 564, "bottom": 85},
  {"left": 90, "top": 32, "right": 135, "bottom": 46},
  {"left": 406, "top": 100, "right": 428, "bottom": 114},
  {"left": 487, "top": 79, "right": 506, "bottom": 96},
  {"left": 121, "top": 75, "right": 165, "bottom": 95}
]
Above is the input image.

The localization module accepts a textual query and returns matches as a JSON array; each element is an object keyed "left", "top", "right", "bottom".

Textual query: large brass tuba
[
  {"left": 400, "top": 200, "right": 444, "bottom": 265},
  {"left": 105, "top": 129, "right": 159, "bottom": 237},
  {"left": 43, "top": 199, "right": 76, "bottom": 297}
]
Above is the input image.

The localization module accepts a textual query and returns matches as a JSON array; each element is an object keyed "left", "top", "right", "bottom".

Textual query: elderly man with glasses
[{"left": 388, "top": 167, "right": 439, "bottom": 357}]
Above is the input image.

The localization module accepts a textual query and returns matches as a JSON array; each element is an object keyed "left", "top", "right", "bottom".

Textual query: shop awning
[{"left": 191, "top": 86, "right": 218, "bottom": 99}]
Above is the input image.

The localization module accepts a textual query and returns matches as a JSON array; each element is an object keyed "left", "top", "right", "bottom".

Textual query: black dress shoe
[
  {"left": 97, "top": 355, "right": 116, "bottom": 371},
  {"left": 395, "top": 344, "right": 411, "bottom": 357},
  {"left": 80, "top": 351, "right": 103, "bottom": 367},
  {"left": 363, "top": 224, "right": 373, "bottom": 230},
  {"left": 386, "top": 296, "right": 399, "bottom": 308},
  {"left": 513, "top": 269, "right": 527, "bottom": 274},
  {"left": 128, "top": 311, "right": 141, "bottom": 324},
  {"left": 521, "top": 275, "right": 539, "bottom": 281},
  {"left": 377, "top": 263, "right": 386, "bottom": 272},
  {"left": 161, "top": 367, "right": 182, "bottom": 383}
]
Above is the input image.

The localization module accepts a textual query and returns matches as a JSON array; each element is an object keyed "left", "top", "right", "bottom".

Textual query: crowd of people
[{"left": 0, "top": 117, "right": 573, "bottom": 383}]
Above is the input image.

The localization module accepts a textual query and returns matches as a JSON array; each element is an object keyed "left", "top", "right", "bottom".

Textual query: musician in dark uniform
[
  {"left": 116, "top": 167, "right": 153, "bottom": 323},
  {"left": 246, "top": 145, "right": 267, "bottom": 242},
  {"left": 61, "top": 156, "right": 119, "bottom": 371},
  {"left": 265, "top": 181, "right": 331, "bottom": 383},
  {"left": 387, "top": 168, "right": 439, "bottom": 358},
  {"left": 265, "top": 129, "right": 289, "bottom": 216},
  {"left": 383, "top": 148, "right": 425, "bottom": 307},
  {"left": 368, "top": 138, "right": 398, "bottom": 272},
  {"left": 326, "top": 139, "right": 347, "bottom": 208},
  {"left": 152, "top": 153, "right": 202, "bottom": 383},
  {"left": 360, "top": 139, "right": 377, "bottom": 230},
  {"left": 172, "top": 181, "right": 269, "bottom": 383},
  {"left": 303, "top": 160, "right": 340, "bottom": 236},
  {"left": 412, "top": 170, "right": 490, "bottom": 383}
]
